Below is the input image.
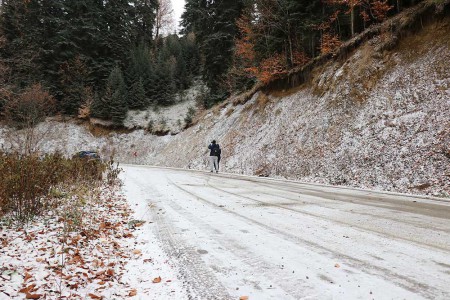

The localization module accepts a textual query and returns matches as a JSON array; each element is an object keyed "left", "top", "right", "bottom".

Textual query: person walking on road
[{"left": 208, "top": 140, "right": 221, "bottom": 173}]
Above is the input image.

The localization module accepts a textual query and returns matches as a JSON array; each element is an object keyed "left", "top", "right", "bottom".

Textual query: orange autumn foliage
[
  {"left": 254, "top": 54, "right": 286, "bottom": 84},
  {"left": 320, "top": 33, "right": 342, "bottom": 55},
  {"left": 326, "top": 0, "right": 393, "bottom": 22},
  {"left": 235, "top": 16, "right": 255, "bottom": 62},
  {"left": 371, "top": 0, "right": 394, "bottom": 21},
  {"left": 234, "top": 11, "right": 310, "bottom": 84}
]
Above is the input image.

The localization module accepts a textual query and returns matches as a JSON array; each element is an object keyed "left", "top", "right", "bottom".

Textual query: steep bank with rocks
[
  {"left": 1, "top": 13, "right": 449, "bottom": 197},
  {"left": 139, "top": 16, "right": 449, "bottom": 196}
]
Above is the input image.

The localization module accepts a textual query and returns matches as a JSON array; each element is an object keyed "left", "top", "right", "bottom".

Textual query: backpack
[{"left": 212, "top": 145, "right": 221, "bottom": 156}]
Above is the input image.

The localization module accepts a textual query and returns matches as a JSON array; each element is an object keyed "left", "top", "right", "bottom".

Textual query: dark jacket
[{"left": 208, "top": 143, "right": 221, "bottom": 157}]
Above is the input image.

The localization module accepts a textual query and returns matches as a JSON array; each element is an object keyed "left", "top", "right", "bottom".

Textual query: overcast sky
[{"left": 172, "top": 0, "right": 185, "bottom": 29}]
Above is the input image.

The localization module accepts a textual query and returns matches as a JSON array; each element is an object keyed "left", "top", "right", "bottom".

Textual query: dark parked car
[{"left": 73, "top": 151, "right": 100, "bottom": 160}]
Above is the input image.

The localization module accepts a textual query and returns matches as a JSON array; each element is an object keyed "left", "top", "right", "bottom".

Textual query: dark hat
[{"left": 212, "top": 140, "right": 216, "bottom": 144}]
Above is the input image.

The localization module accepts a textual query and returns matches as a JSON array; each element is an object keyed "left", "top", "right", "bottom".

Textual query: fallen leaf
[
  {"left": 26, "top": 294, "right": 42, "bottom": 299},
  {"left": 134, "top": 221, "right": 145, "bottom": 227},
  {"left": 128, "top": 289, "right": 137, "bottom": 296},
  {"left": 239, "top": 296, "right": 249, "bottom": 300},
  {"left": 106, "top": 269, "right": 114, "bottom": 277},
  {"left": 24, "top": 272, "right": 32, "bottom": 282},
  {"left": 69, "top": 283, "right": 79, "bottom": 290},
  {"left": 64, "top": 275, "right": 73, "bottom": 281},
  {"left": 88, "top": 293, "right": 103, "bottom": 299},
  {"left": 152, "top": 276, "right": 161, "bottom": 283},
  {"left": 335, "top": 263, "right": 340, "bottom": 268},
  {"left": 19, "top": 284, "right": 36, "bottom": 294},
  {"left": 132, "top": 249, "right": 142, "bottom": 255}
]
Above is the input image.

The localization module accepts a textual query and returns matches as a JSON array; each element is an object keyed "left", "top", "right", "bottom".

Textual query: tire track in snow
[
  {"left": 211, "top": 172, "right": 450, "bottom": 205},
  {"left": 134, "top": 176, "right": 233, "bottom": 300},
  {"left": 209, "top": 173, "right": 450, "bottom": 218},
  {"left": 153, "top": 211, "right": 233, "bottom": 300},
  {"left": 253, "top": 180, "right": 450, "bottom": 218},
  {"left": 207, "top": 174, "right": 450, "bottom": 237},
  {"left": 152, "top": 191, "right": 311, "bottom": 299},
  {"left": 205, "top": 177, "right": 450, "bottom": 252},
  {"left": 167, "top": 178, "right": 439, "bottom": 299},
  {"left": 151, "top": 185, "right": 320, "bottom": 299}
]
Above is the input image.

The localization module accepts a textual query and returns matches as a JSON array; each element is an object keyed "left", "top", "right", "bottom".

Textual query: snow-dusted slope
[
  {"left": 122, "top": 80, "right": 206, "bottom": 133},
  {"left": 1, "top": 19, "right": 449, "bottom": 197}
]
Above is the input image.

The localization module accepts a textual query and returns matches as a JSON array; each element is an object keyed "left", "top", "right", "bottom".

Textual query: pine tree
[
  {"left": 110, "top": 88, "right": 128, "bottom": 125},
  {"left": 180, "top": 32, "right": 200, "bottom": 87},
  {"left": 0, "top": 0, "right": 54, "bottom": 85},
  {"left": 181, "top": 0, "right": 245, "bottom": 105},
  {"left": 129, "top": 77, "right": 147, "bottom": 109},
  {"left": 58, "top": 56, "right": 90, "bottom": 114},
  {"left": 91, "top": 66, "right": 128, "bottom": 124},
  {"left": 126, "top": 43, "right": 155, "bottom": 102},
  {"left": 151, "top": 58, "right": 175, "bottom": 106},
  {"left": 130, "top": 0, "right": 159, "bottom": 45},
  {"left": 104, "top": 0, "right": 133, "bottom": 67},
  {"left": 92, "top": 87, "right": 112, "bottom": 119},
  {"left": 60, "top": 0, "right": 111, "bottom": 84},
  {"left": 107, "top": 66, "right": 128, "bottom": 124}
]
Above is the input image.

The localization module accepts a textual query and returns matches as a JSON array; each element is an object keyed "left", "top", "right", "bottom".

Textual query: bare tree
[
  {"left": 3, "top": 84, "right": 56, "bottom": 155},
  {"left": 155, "top": 0, "right": 175, "bottom": 44}
]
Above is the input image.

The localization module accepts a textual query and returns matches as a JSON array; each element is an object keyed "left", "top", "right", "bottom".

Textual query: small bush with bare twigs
[
  {"left": 0, "top": 152, "right": 121, "bottom": 223},
  {"left": 2, "top": 84, "right": 56, "bottom": 155}
]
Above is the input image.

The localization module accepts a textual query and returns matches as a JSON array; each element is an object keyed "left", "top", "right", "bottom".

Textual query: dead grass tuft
[
  {"left": 269, "top": 84, "right": 306, "bottom": 98},
  {"left": 225, "top": 107, "right": 235, "bottom": 117},
  {"left": 87, "top": 122, "right": 133, "bottom": 137},
  {"left": 256, "top": 93, "right": 271, "bottom": 110},
  {"left": 232, "top": 82, "right": 264, "bottom": 106},
  {"left": 396, "top": 16, "right": 450, "bottom": 63}
]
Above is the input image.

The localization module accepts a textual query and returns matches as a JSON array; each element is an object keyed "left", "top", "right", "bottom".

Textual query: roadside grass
[{"left": 0, "top": 152, "right": 118, "bottom": 223}]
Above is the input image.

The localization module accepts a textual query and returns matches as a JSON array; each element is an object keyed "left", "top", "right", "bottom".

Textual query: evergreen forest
[{"left": 0, "top": 0, "right": 424, "bottom": 125}]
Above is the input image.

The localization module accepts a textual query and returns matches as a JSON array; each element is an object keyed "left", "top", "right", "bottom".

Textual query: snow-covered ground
[
  {"left": 2, "top": 164, "right": 449, "bottom": 299},
  {"left": 119, "top": 165, "right": 450, "bottom": 299},
  {"left": 122, "top": 81, "right": 206, "bottom": 133},
  {"left": 0, "top": 183, "right": 185, "bottom": 299}
]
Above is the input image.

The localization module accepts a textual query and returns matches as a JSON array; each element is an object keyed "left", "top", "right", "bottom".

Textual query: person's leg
[
  {"left": 213, "top": 156, "right": 219, "bottom": 172},
  {"left": 209, "top": 156, "right": 215, "bottom": 172}
]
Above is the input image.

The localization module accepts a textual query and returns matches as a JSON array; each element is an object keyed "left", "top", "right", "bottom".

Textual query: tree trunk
[
  {"left": 351, "top": 7, "right": 355, "bottom": 36},
  {"left": 287, "top": 24, "right": 293, "bottom": 67}
]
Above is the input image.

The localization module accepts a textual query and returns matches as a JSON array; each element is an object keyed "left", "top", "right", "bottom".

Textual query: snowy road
[{"left": 120, "top": 165, "right": 450, "bottom": 300}]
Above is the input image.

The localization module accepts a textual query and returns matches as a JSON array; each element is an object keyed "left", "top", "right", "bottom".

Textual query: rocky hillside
[{"left": 1, "top": 9, "right": 449, "bottom": 197}]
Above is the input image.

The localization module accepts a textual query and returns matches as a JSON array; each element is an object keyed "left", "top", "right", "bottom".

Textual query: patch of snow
[{"left": 123, "top": 81, "right": 207, "bottom": 134}]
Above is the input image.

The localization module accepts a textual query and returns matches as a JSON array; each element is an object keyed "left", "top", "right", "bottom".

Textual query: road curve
[{"left": 121, "top": 165, "right": 450, "bottom": 300}]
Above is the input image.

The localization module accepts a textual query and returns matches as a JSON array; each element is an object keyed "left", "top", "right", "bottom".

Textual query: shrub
[
  {"left": 0, "top": 152, "right": 111, "bottom": 222},
  {"left": 3, "top": 83, "right": 55, "bottom": 129},
  {"left": 184, "top": 106, "right": 196, "bottom": 127},
  {"left": 2, "top": 84, "right": 56, "bottom": 155}
]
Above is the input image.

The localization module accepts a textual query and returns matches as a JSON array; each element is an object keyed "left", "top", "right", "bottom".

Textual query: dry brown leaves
[
  {"left": 152, "top": 276, "right": 162, "bottom": 283},
  {"left": 1, "top": 185, "right": 147, "bottom": 299}
]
